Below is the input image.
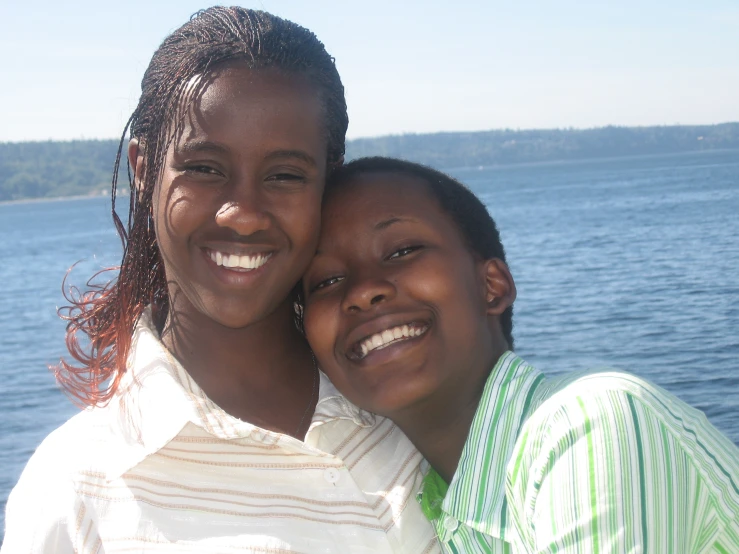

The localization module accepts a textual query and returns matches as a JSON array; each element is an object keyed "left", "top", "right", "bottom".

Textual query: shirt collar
[
  {"left": 435, "top": 352, "right": 548, "bottom": 542},
  {"left": 104, "top": 308, "right": 375, "bottom": 479},
  {"left": 312, "top": 372, "right": 376, "bottom": 428}
]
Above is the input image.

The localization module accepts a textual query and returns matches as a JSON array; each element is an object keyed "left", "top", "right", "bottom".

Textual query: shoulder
[
  {"left": 508, "top": 368, "right": 739, "bottom": 518},
  {"left": 3, "top": 407, "right": 119, "bottom": 551},
  {"left": 504, "top": 369, "right": 739, "bottom": 551},
  {"left": 7, "top": 406, "right": 118, "bottom": 502},
  {"left": 24, "top": 404, "right": 118, "bottom": 475},
  {"left": 524, "top": 369, "right": 737, "bottom": 461}
]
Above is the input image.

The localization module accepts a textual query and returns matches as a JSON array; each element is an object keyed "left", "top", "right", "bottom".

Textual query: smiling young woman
[
  {"left": 301, "top": 157, "right": 739, "bottom": 554},
  {"left": 139, "top": 65, "right": 328, "bottom": 424},
  {"left": 1, "top": 9, "right": 439, "bottom": 553}
]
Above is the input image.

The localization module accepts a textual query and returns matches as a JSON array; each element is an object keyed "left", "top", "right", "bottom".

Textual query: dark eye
[
  {"left": 310, "top": 275, "right": 344, "bottom": 293},
  {"left": 387, "top": 245, "right": 422, "bottom": 260},
  {"left": 266, "top": 172, "right": 306, "bottom": 183},
  {"left": 184, "top": 164, "right": 223, "bottom": 177}
]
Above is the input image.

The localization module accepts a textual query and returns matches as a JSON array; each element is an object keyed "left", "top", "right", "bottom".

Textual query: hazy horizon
[
  {"left": 3, "top": 0, "right": 738, "bottom": 143},
  {"left": 1, "top": 121, "right": 738, "bottom": 146}
]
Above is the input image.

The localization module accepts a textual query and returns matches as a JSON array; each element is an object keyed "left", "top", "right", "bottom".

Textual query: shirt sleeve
[{"left": 507, "top": 387, "right": 733, "bottom": 554}]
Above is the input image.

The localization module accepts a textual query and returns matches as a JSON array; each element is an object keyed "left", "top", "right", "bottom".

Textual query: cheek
[
  {"left": 154, "top": 180, "right": 208, "bottom": 246},
  {"left": 291, "top": 195, "right": 322, "bottom": 245},
  {"left": 402, "top": 263, "right": 460, "bottom": 306},
  {"left": 304, "top": 302, "right": 332, "bottom": 349},
  {"left": 277, "top": 203, "right": 323, "bottom": 290},
  {"left": 404, "top": 259, "right": 486, "bottom": 335},
  {"left": 304, "top": 299, "right": 341, "bottom": 364}
]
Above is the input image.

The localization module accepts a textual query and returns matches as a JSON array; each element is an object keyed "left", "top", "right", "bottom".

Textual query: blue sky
[{"left": 1, "top": 0, "right": 737, "bottom": 142}]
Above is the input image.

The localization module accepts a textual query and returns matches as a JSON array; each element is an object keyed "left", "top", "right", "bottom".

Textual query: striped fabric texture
[
  {"left": 420, "top": 352, "right": 739, "bottom": 553},
  {"left": 2, "top": 309, "right": 441, "bottom": 553}
]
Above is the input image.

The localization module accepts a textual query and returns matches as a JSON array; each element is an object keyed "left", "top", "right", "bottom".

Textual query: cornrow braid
[{"left": 56, "top": 7, "right": 348, "bottom": 406}]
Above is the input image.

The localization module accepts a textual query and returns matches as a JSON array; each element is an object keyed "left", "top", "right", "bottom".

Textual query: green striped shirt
[{"left": 418, "top": 352, "right": 739, "bottom": 553}]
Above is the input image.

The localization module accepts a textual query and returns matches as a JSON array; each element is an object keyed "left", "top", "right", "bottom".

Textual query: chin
[
  {"left": 355, "top": 378, "right": 437, "bottom": 419},
  {"left": 207, "top": 304, "right": 272, "bottom": 329}
]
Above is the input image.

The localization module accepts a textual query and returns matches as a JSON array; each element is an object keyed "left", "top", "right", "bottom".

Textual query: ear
[
  {"left": 481, "top": 258, "right": 516, "bottom": 316},
  {"left": 127, "top": 138, "right": 146, "bottom": 197}
]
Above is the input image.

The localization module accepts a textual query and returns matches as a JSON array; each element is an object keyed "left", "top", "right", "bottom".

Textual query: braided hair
[{"left": 57, "top": 7, "right": 348, "bottom": 406}]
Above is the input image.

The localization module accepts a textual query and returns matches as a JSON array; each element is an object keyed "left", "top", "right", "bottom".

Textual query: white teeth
[
  {"left": 356, "top": 323, "right": 428, "bottom": 359},
  {"left": 209, "top": 250, "right": 271, "bottom": 271}
]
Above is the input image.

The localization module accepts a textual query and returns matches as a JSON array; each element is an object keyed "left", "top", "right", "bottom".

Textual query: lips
[{"left": 346, "top": 318, "right": 431, "bottom": 361}]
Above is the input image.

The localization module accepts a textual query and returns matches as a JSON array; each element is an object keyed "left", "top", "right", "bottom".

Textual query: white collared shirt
[{"left": 2, "top": 310, "right": 440, "bottom": 553}]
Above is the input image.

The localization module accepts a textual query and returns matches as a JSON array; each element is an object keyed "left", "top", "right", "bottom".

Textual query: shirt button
[
  {"left": 324, "top": 468, "right": 340, "bottom": 484},
  {"left": 443, "top": 515, "right": 458, "bottom": 532}
]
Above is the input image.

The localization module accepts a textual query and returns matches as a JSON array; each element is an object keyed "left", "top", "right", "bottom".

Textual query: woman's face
[
  {"left": 152, "top": 64, "right": 327, "bottom": 329},
  {"left": 302, "top": 174, "right": 501, "bottom": 416}
]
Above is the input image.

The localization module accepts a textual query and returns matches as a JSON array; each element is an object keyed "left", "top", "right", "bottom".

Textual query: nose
[
  {"left": 214, "top": 181, "right": 271, "bottom": 235},
  {"left": 341, "top": 274, "right": 397, "bottom": 313}
]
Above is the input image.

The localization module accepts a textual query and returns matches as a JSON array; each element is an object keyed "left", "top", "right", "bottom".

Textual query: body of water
[{"left": 1, "top": 150, "right": 738, "bottom": 533}]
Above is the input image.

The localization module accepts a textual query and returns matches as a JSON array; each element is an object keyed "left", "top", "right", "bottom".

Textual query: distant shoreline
[
  {"left": 2, "top": 147, "right": 736, "bottom": 206},
  {"left": 442, "top": 147, "right": 739, "bottom": 173}
]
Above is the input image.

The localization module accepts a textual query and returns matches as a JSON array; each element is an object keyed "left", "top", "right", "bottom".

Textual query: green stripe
[
  {"left": 714, "top": 541, "right": 730, "bottom": 554},
  {"left": 517, "top": 373, "right": 545, "bottom": 428},
  {"left": 660, "top": 424, "right": 674, "bottom": 553},
  {"left": 627, "top": 394, "right": 649, "bottom": 552},
  {"left": 509, "top": 428, "right": 528, "bottom": 485},
  {"left": 577, "top": 396, "right": 600, "bottom": 554}
]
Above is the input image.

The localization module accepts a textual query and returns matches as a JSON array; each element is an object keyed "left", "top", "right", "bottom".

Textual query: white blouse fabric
[{"left": 2, "top": 309, "right": 440, "bottom": 553}]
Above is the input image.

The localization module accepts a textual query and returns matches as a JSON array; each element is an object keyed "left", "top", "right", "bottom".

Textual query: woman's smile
[
  {"left": 344, "top": 313, "right": 432, "bottom": 361},
  {"left": 206, "top": 249, "right": 273, "bottom": 271},
  {"left": 351, "top": 321, "right": 430, "bottom": 360},
  {"left": 202, "top": 246, "right": 276, "bottom": 286},
  {"left": 303, "top": 172, "right": 496, "bottom": 416}
]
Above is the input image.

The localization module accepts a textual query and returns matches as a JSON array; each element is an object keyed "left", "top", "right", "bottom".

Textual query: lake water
[{"left": 1, "top": 150, "right": 738, "bottom": 534}]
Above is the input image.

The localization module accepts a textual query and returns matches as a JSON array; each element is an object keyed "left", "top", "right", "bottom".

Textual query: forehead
[
  {"left": 172, "top": 64, "right": 325, "bottom": 143},
  {"left": 322, "top": 172, "right": 452, "bottom": 233},
  {"left": 199, "top": 64, "right": 315, "bottom": 110}
]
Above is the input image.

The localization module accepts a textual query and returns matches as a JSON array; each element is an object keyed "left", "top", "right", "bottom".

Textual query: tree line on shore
[{"left": 1, "top": 123, "right": 737, "bottom": 202}]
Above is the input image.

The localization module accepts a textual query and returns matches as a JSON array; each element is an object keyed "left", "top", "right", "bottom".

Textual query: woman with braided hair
[{"left": 2, "top": 7, "right": 439, "bottom": 553}]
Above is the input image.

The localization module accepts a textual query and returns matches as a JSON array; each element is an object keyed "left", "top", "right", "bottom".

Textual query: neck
[
  {"left": 390, "top": 346, "right": 509, "bottom": 484},
  {"left": 161, "top": 299, "right": 316, "bottom": 438}
]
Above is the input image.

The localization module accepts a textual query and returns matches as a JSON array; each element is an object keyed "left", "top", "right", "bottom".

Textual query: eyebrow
[
  {"left": 264, "top": 149, "right": 317, "bottom": 168},
  {"left": 174, "top": 140, "right": 228, "bottom": 156},
  {"left": 374, "top": 216, "right": 416, "bottom": 231}
]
